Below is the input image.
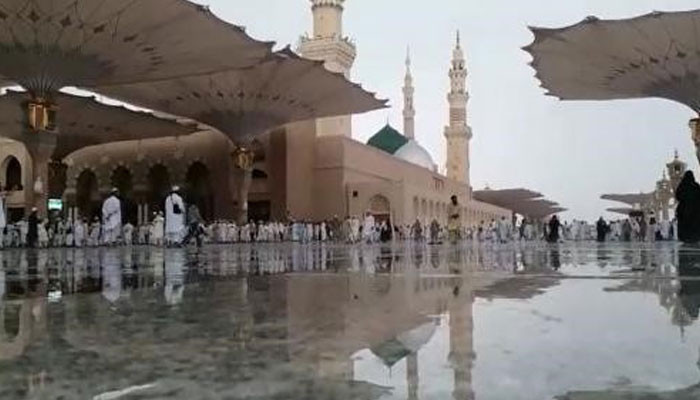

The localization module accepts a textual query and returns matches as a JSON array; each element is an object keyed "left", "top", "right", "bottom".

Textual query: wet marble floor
[{"left": 1, "top": 242, "right": 700, "bottom": 399}]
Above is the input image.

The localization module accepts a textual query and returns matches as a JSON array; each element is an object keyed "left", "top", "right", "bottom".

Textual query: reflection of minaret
[
  {"left": 299, "top": 0, "right": 357, "bottom": 138},
  {"left": 444, "top": 31, "right": 472, "bottom": 185},
  {"left": 449, "top": 276, "right": 475, "bottom": 400},
  {"left": 403, "top": 47, "right": 416, "bottom": 140},
  {"left": 407, "top": 352, "right": 419, "bottom": 400}
]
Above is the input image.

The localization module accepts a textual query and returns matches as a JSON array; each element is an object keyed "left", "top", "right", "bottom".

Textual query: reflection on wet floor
[{"left": 1, "top": 242, "right": 700, "bottom": 399}]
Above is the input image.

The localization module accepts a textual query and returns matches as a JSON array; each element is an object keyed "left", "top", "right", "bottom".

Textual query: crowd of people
[{"left": 3, "top": 176, "right": 700, "bottom": 249}]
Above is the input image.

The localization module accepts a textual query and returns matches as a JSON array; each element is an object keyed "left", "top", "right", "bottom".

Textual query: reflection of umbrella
[
  {"left": 524, "top": 10, "right": 700, "bottom": 112},
  {"left": 396, "top": 322, "right": 437, "bottom": 353},
  {"left": 371, "top": 321, "right": 437, "bottom": 367}
]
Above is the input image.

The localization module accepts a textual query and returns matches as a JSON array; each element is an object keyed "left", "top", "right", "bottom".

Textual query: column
[
  {"left": 137, "top": 204, "right": 143, "bottom": 226},
  {"left": 449, "top": 274, "right": 475, "bottom": 400},
  {"left": 407, "top": 352, "right": 419, "bottom": 400},
  {"left": 232, "top": 145, "right": 255, "bottom": 225},
  {"left": 23, "top": 131, "right": 57, "bottom": 218}
]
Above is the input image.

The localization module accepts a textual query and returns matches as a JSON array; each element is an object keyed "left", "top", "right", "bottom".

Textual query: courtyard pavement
[{"left": 0, "top": 241, "right": 699, "bottom": 399}]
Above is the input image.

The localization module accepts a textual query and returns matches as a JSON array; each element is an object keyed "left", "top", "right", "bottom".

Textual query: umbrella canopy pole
[
  {"left": 23, "top": 131, "right": 57, "bottom": 218},
  {"left": 232, "top": 145, "right": 255, "bottom": 224}
]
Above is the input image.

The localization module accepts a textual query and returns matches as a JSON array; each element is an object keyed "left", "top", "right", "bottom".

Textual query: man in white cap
[
  {"left": 101, "top": 188, "right": 122, "bottom": 246},
  {"left": 165, "top": 186, "right": 185, "bottom": 246}
]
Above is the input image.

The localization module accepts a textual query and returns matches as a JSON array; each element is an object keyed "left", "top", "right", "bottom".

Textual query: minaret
[
  {"left": 299, "top": 0, "right": 357, "bottom": 138},
  {"left": 444, "top": 31, "right": 472, "bottom": 185},
  {"left": 403, "top": 47, "right": 416, "bottom": 140}
]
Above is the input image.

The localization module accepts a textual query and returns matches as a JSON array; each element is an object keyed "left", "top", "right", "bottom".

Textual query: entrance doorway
[
  {"left": 185, "top": 162, "right": 213, "bottom": 221},
  {"left": 76, "top": 170, "right": 100, "bottom": 221},
  {"left": 368, "top": 195, "right": 391, "bottom": 223}
]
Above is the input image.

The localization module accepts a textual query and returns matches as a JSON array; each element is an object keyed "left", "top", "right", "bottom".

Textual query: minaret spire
[
  {"left": 403, "top": 45, "right": 416, "bottom": 140},
  {"left": 444, "top": 31, "right": 472, "bottom": 185},
  {"left": 299, "top": 0, "right": 356, "bottom": 138}
]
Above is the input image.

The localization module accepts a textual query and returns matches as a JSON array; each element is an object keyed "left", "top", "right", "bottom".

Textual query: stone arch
[
  {"left": 110, "top": 166, "right": 136, "bottom": 224},
  {"left": 185, "top": 161, "right": 213, "bottom": 221},
  {"left": 76, "top": 169, "right": 100, "bottom": 221},
  {"left": 2, "top": 156, "right": 22, "bottom": 191},
  {"left": 147, "top": 164, "right": 171, "bottom": 215}
]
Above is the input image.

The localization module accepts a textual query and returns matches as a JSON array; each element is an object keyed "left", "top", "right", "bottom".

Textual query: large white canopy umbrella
[
  {"left": 0, "top": 0, "right": 273, "bottom": 216},
  {"left": 96, "top": 48, "right": 387, "bottom": 143},
  {"left": 0, "top": 90, "right": 197, "bottom": 160},
  {"left": 601, "top": 192, "right": 654, "bottom": 207},
  {"left": 96, "top": 48, "right": 387, "bottom": 222},
  {"left": 0, "top": 0, "right": 272, "bottom": 96},
  {"left": 524, "top": 9, "right": 700, "bottom": 163},
  {"left": 524, "top": 10, "right": 700, "bottom": 108}
]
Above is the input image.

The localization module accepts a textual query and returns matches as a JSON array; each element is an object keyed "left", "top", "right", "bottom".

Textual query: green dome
[{"left": 366, "top": 124, "right": 408, "bottom": 155}]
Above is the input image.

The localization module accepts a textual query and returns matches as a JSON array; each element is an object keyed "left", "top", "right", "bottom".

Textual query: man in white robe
[
  {"left": 164, "top": 187, "right": 185, "bottom": 246},
  {"left": 123, "top": 222, "right": 134, "bottom": 246},
  {"left": 151, "top": 212, "right": 165, "bottom": 246},
  {"left": 362, "top": 212, "right": 375, "bottom": 244},
  {"left": 0, "top": 191, "right": 6, "bottom": 248},
  {"left": 74, "top": 218, "right": 87, "bottom": 248},
  {"left": 101, "top": 188, "right": 122, "bottom": 246}
]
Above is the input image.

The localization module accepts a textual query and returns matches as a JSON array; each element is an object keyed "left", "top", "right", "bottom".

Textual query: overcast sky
[{"left": 208, "top": 0, "right": 700, "bottom": 221}]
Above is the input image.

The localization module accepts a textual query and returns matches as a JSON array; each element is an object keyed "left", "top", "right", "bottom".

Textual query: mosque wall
[
  {"left": 283, "top": 121, "right": 318, "bottom": 221},
  {"left": 308, "top": 135, "right": 509, "bottom": 226}
]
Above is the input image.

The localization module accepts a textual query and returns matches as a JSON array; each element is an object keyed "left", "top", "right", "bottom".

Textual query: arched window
[
  {"left": 147, "top": 164, "right": 171, "bottom": 215},
  {"left": 110, "top": 166, "right": 136, "bottom": 223},
  {"left": 186, "top": 162, "right": 213, "bottom": 221},
  {"left": 4, "top": 156, "right": 21, "bottom": 191},
  {"left": 368, "top": 195, "right": 390, "bottom": 215},
  {"left": 76, "top": 169, "right": 99, "bottom": 220},
  {"left": 252, "top": 169, "right": 268, "bottom": 180}
]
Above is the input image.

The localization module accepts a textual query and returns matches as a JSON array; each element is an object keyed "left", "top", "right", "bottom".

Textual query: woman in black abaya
[{"left": 675, "top": 171, "right": 700, "bottom": 243}]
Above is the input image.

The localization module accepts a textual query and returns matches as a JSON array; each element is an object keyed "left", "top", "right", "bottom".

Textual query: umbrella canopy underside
[
  {"left": 97, "top": 49, "right": 387, "bottom": 141},
  {"left": 0, "top": 0, "right": 273, "bottom": 93},
  {"left": 0, "top": 90, "right": 197, "bottom": 159},
  {"left": 524, "top": 9, "right": 700, "bottom": 112}
]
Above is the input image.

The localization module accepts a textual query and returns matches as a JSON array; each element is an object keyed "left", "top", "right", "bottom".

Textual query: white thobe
[
  {"left": 0, "top": 197, "right": 6, "bottom": 248},
  {"left": 123, "top": 224, "right": 134, "bottom": 245},
  {"left": 74, "top": 222, "right": 86, "bottom": 247},
  {"left": 362, "top": 215, "right": 375, "bottom": 242},
  {"left": 165, "top": 193, "right": 185, "bottom": 244},
  {"left": 151, "top": 216, "right": 165, "bottom": 245},
  {"left": 101, "top": 195, "right": 122, "bottom": 245}
]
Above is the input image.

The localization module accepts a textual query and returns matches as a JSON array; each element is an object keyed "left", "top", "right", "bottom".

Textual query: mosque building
[{"left": 0, "top": 0, "right": 509, "bottom": 226}]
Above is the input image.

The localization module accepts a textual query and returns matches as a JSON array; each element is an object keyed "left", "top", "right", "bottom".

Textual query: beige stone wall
[
  {"left": 308, "top": 136, "right": 509, "bottom": 226},
  {"left": 284, "top": 121, "right": 318, "bottom": 220}
]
